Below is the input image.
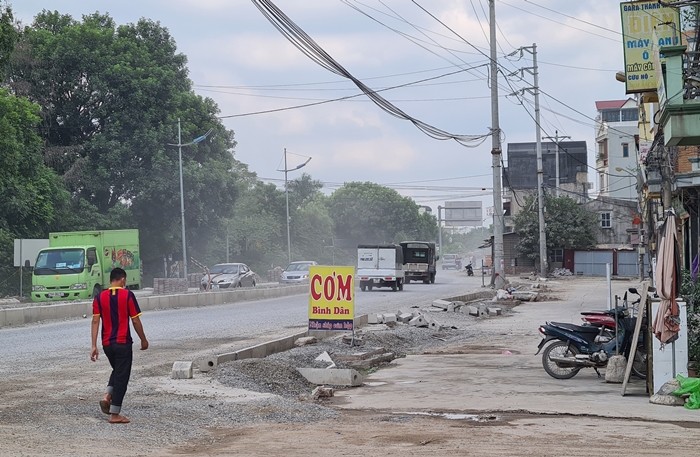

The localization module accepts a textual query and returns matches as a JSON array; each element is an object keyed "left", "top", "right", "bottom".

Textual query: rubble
[
  {"left": 294, "top": 336, "right": 318, "bottom": 347},
  {"left": 311, "top": 386, "right": 335, "bottom": 399},
  {"left": 552, "top": 268, "right": 573, "bottom": 276}
]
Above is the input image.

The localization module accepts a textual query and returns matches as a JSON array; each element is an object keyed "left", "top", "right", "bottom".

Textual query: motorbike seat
[{"left": 549, "top": 322, "right": 601, "bottom": 334}]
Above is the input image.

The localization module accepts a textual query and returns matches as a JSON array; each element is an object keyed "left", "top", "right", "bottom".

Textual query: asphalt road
[{"left": 0, "top": 268, "right": 484, "bottom": 377}]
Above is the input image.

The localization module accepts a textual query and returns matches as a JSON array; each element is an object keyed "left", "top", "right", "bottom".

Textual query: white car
[{"left": 279, "top": 261, "right": 317, "bottom": 284}]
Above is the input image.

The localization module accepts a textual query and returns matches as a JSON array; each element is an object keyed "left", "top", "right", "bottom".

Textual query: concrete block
[
  {"left": 334, "top": 348, "right": 387, "bottom": 363},
  {"left": 447, "top": 303, "right": 455, "bottom": 313},
  {"left": 297, "top": 367, "right": 364, "bottom": 386},
  {"left": 604, "top": 355, "right": 626, "bottom": 383},
  {"left": 197, "top": 356, "right": 218, "bottom": 372},
  {"left": 172, "top": 361, "right": 193, "bottom": 379},
  {"left": 432, "top": 299, "right": 451, "bottom": 310},
  {"left": 382, "top": 313, "right": 397, "bottom": 323},
  {"left": 397, "top": 313, "right": 413, "bottom": 323},
  {"left": 487, "top": 307, "right": 502, "bottom": 316},
  {"left": 367, "top": 313, "right": 380, "bottom": 324},
  {"left": 409, "top": 315, "right": 428, "bottom": 327},
  {"left": 467, "top": 306, "right": 479, "bottom": 316},
  {"left": 346, "top": 352, "right": 396, "bottom": 369}
]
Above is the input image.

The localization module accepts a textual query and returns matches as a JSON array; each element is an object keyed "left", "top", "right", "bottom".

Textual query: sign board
[
  {"left": 308, "top": 266, "right": 355, "bottom": 331},
  {"left": 620, "top": 1, "right": 680, "bottom": 94},
  {"left": 13, "top": 239, "right": 49, "bottom": 267},
  {"left": 444, "top": 201, "right": 482, "bottom": 227}
]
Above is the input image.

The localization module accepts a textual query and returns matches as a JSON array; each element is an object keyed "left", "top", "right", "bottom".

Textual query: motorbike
[
  {"left": 536, "top": 288, "right": 647, "bottom": 380},
  {"left": 465, "top": 263, "right": 474, "bottom": 276}
]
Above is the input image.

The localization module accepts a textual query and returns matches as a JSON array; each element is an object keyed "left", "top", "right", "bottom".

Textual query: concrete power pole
[
  {"left": 543, "top": 130, "right": 571, "bottom": 197},
  {"left": 489, "top": 0, "right": 505, "bottom": 282}
]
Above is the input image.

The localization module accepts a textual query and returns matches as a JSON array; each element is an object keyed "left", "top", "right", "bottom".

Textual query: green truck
[{"left": 31, "top": 230, "right": 140, "bottom": 302}]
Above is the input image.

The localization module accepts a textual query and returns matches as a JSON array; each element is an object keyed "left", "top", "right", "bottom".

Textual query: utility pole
[
  {"left": 543, "top": 130, "right": 570, "bottom": 197},
  {"left": 510, "top": 44, "right": 547, "bottom": 276},
  {"left": 437, "top": 205, "right": 443, "bottom": 256},
  {"left": 489, "top": 0, "right": 505, "bottom": 282}
]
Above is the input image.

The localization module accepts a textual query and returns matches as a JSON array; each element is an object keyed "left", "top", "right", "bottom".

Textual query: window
[
  {"left": 621, "top": 108, "right": 638, "bottom": 121},
  {"left": 552, "top": 249, "right": 564, "bottom": 262},
  {"left": 601, "top": 110, "right": 620, "bottom": 122},
  {"left": 622, "top": 143, "right": 629, "bottom": 158},
  {"left": 601, "top": 212, "right": 612, "bottom": 228}
]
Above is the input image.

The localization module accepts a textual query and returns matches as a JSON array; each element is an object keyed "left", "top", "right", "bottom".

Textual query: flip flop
[
  {"left": 108, "top": 415, "right": 130, "bottom": 424},
  {"left": 99, "top": 400, "right": 110, "bottom": 415}
]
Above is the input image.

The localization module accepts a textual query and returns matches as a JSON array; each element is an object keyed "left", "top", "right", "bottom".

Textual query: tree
[
  {"left": 0, "top": 88, "right": 70, "bottom": 295},
  {"left": 513, "top": 194, "right": 597, "bottom": 265},
  {"left": 6, "top": 12, "right": 242, "bottom": 279},
  {"left": 328, "top": 182, "right": 437, "bottom": 246}
]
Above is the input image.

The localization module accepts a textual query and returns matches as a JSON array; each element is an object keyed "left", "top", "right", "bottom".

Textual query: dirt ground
[
  {"left": 3, "top": 277, "right": 700, "bottom": 456},
  {"left": 160, "top": 410, "right": 699, "bottom": 457}
]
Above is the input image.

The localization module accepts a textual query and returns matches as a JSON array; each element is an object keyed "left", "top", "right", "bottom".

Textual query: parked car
[
  {"left": 279, "top": 260, "right": 317, "bottom": 284},
  {"left": 201, "top": 263, "right": 256, "bottom": 290},
  {"left": 441, "top": 254, "right": 462, "bottom": 270}
]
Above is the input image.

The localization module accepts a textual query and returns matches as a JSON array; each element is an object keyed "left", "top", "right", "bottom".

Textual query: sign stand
[{"left": 621, "top": 281, "right": 650, "bottom": 396}]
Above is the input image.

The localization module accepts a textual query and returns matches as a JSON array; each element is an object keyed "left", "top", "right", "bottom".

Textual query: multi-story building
[{"left": 594, "top": 99, "right": 639, "bottom": 201}]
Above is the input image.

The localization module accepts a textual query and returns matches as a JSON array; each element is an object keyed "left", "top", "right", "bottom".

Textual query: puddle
[{"left": 399, "top": 411, "right": 500, "bottom": 422}]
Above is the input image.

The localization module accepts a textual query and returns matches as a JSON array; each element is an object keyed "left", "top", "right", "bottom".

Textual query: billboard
[
  {"left": 13, "top": 239, "right": 49, "bottom": 267},
  {"left": 308, "top": 266, "right": 355, "bottom": 331},
  {"left": 443, "top": 201, "right": 483, "bottom": 227},
  {"left": 620, "top": 1, "right": 680, "bottom": 94}
]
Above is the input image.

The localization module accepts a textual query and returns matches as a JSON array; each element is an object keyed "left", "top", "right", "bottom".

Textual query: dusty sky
[{"left": 12, "top": 1, "right": 634, "bottom": 223}]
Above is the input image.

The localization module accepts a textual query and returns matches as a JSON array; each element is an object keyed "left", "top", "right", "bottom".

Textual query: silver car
[
  {"left": 279, "top": 261, "right": 317, "bottom": 284},
  {"left": 201, "top": 263, "right": 256, "bottom": 290}
]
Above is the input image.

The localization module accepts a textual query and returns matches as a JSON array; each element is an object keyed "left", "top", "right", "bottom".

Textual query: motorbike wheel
[
  {"left": 631, "top": 344, "right": 647, "bottom": 379},
  {"left": 542, "top": 341, "right": 581, "bottom": 379}
]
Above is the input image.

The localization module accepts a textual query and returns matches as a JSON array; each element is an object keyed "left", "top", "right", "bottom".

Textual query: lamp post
[
  {"left": 168, "top": 118, "right": 213, "bottom": 280},
  {"left": 280, "top": 148, "right": 311, "bottom": 264}
]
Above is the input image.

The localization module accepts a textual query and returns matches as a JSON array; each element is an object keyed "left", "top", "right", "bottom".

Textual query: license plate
[
  {"left": 48, "top": 292, "right": 64, "bottom": 298},
  {"left": 373, "top": 278, "right": 380, "bottom": 283}
]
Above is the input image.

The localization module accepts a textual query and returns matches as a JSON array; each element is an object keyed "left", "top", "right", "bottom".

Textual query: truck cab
[{"left": 400, "top": 241, "right": 438, "bottom": 284}]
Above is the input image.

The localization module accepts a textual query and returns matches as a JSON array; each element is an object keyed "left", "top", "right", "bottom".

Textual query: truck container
[
  {"left": 356, "top": 244, "right": 404, "bottom": 292},
  {"left": 31, "top": 229, "right": 140, "bottom": 302},
  {"left": 400, "top": 241, "right": 438, "bottom": 284}
]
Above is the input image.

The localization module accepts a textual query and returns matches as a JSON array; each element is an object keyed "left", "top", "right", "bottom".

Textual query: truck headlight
[
  {"left": 32, "top": 285, "right": 46, "bottom": 291},
  {"left": 70, "top": 283, "right": 88, "bottom": 290}
]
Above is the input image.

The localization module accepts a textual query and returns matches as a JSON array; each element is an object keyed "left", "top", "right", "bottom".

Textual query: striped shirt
[{"left": 92, "top": 287, "right": 142, "bottom": 346}]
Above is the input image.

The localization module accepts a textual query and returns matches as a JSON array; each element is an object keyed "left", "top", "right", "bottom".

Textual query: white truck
[{"left": 356, "top": 244, "right": 404, "bottom": 292}]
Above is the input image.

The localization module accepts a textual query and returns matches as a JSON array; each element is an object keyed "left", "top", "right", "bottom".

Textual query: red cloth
[{"left": 92, "top": 287, "right": 142, "bottom": 346}]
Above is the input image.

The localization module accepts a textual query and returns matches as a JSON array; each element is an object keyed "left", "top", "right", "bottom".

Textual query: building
[
  {"left": 594, "top": 99, "right": 640, "bottom": 201},
  {"left": 503, "top": 140, "right": 589, "bottom": 230}
]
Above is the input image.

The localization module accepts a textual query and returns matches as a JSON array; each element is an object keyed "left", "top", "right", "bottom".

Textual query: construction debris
[
  {"left": 294, "top": 336, "right": 318, "bottom": 347},
  {"left": 311, "top": 386, "right": 335, "bottom": 399}
]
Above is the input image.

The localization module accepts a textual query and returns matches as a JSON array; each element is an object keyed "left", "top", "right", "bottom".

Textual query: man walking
[{"left": 90, "top": 267, "right": 149, "bottom": 424}]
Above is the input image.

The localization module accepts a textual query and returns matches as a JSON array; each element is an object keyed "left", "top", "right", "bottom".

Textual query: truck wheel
[
  {"left": 398, "top": 280, "right": 404, "bottom": 291},
  {"left": 92, "top": 285, "right": 102, "bottom": 299},
  {"left": 391, "top": 282, "right": 397, "bottom": 292}
]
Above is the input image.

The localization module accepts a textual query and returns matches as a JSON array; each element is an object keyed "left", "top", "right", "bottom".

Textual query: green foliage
[
  {"left": 6, "top": 11, "right": 240, "bottom": 280},
  {"left": 681, "top": 269, "right": 700, "bottom": 362},
  {"left": 328, "top": 182, "right": 437, "bottom": 246},
  {"left": 513, "top": 194, "right": 597, "bottom": 264},
  {"left": 0, "top": 2, "right": 18, "bottom": 75}
]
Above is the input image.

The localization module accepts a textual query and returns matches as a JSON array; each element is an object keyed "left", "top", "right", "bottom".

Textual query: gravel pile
[{"left": 212, "top": 305, "right": 510, "bottom": 400}]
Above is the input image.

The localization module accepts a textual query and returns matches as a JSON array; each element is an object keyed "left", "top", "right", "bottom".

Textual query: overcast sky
[{"left": 11, "top": 1, "right": 630, "bottom": 223}]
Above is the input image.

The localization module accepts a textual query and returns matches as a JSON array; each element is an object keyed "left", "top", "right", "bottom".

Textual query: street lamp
[
  {"left": 168, "top": 118, "right": 213, "bottom": 280},
  {"left": 279, "top": 148, "right": 311, "bottom": 264}
]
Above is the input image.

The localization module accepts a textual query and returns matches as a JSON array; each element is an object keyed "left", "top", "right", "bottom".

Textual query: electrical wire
[{"left": 250, "top": 0, "right": 492, "bottom": 147}]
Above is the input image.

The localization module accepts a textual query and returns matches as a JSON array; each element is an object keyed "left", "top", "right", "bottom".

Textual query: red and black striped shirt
[{"left": 92, "top": 287, "right": 142, "bottom": 346}]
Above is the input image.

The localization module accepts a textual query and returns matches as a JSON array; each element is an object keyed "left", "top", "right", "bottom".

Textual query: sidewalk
[{"left": 334, "top": 277, "right": 700, "bottom": 423}]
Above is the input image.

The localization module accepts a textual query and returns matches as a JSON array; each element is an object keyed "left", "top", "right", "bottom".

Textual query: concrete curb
[
  {"left": 0, "top": 285, "right": 308, "bottom": 328},
  {"left": 197, "top": 314, "right": 370, "bottom": 372}
]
